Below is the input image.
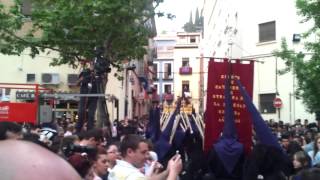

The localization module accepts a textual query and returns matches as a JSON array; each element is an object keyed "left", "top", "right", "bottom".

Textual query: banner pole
[{"left": 196, "top": 57, "right": 264, "bottom": 63}]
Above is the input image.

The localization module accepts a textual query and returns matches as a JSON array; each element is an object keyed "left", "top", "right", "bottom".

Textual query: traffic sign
[{"left": 273, "top": 97, "right": 283, "bottom": 108}]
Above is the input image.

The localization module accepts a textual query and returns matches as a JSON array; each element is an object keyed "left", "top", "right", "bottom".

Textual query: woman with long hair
[{"left": 291, "top": 151, "right": 311, "bottom": 180}]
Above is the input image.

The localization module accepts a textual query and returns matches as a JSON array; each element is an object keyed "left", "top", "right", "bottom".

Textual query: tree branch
[{"left": 2, "top": 28, "right": 82, "bottom": 58}]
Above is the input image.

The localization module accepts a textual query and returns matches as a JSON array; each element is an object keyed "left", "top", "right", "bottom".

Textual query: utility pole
[{"left": 275, "top": 57, "right": 281, "bottom": 121}]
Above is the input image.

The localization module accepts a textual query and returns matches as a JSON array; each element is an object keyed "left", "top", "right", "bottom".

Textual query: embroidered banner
[{"left": 204, "top": 59, "right": 254, "bottom": 153}]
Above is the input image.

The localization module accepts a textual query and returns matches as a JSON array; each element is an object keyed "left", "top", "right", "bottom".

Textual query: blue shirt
[{"left": 307, "top": 150, "right": 320, "bottom": 166}]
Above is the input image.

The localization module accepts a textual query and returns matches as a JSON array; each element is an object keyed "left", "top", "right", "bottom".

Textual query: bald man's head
[{"left": 0, "top": 140, "right": 81, "bottom": 180}]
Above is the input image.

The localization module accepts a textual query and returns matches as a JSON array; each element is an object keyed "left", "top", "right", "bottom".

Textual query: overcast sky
[{"left": 155, "top": 0, "right": 197, "bottom": 34}]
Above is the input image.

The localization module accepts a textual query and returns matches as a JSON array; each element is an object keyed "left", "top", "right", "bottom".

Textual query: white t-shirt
[
  {"left": 108, "top": 160, "right": 146, "bottom": 180},
  {"left": 64, "top": 131, "right": 72, "bottom": 137}
]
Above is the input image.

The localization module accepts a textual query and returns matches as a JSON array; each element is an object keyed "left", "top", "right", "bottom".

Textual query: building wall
[
  {"left": 174, "top": 32, "right": 201, "bottom": 113},
  {"left": 0, "top": 49, "right": 83, "bottom": 121},
  {"left": 0, "top": 49, "right": 127, "bottom": 124},
  {"left": 105, "top": 67, "right": 123, "bottom": 122},
  {"left": 153, "top": 35, "right": 176, "bottom": 101},
  {"left": 201, "top": 0, "right": 315, "bottom": 123},
  {"left": 0, "top": 50, "right": 80, "bottom": 97},
  {"left": 0, "top": 0, "right": 79, "bottom": 97},
  {"left": 1, "top": 0, "right": 158, "bottom": 124}
]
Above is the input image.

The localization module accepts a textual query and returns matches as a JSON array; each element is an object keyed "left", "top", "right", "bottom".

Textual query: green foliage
[
  {"left": 0, "top": 0, "right": 163, "bottom": 69},
  {"left": 274, "top": 0, "right": 320, "bottom": 113}
]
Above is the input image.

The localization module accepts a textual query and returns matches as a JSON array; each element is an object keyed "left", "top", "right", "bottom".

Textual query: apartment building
[
  {"left": 153, "top": 34, "right": 176, "bottom": 103},
  {"left": 173, "top": 32, "right": 202, "bottom": 113},
  {"left": 201, "top": 0, "right": 314, "bottom": 123},
  {"left": 0, "top": 0, "right": 157, "bottom": 123}
]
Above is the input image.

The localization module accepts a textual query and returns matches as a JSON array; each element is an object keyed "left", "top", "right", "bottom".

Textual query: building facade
[
  {"left": 153, "top": 34, "right": 176, "bottom": 102},
  {"left": 0, "top": 50, "right": 81, "bottom": 120},
  {"left": 173, "top": 32, "right": 202, "bottom": 113},
  {"left": 0, "top": 0, "right": 158, "bottom": 123},
  {"left": 201, "top": 0, "right": 315, "bottom": 123}
]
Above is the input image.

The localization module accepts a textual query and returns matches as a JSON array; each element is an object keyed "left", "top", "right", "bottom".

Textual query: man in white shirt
[
  {"left": 108, "top": 134, "right": 149, "bottom": 180},
  {"left": 108, "top": 134, "right": 182, "bottom": 180}
]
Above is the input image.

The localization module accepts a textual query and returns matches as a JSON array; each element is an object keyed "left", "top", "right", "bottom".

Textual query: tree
[
  {"left": 274, "top": 0, "right": 320, "bottom": 117},
  {"left": 0, "top": 0, "right": 164, "bottom": 67},
  {"left": 0, "top": 0, "right": 165, "bottom": 129}
]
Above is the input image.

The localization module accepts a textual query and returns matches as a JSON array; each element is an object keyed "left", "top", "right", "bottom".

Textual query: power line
[
  {"left": 153, "top": 71, "right": 208, "bottom": 74},
  {"left": 196, "top": 56, "right": 264, "bottom": 63}
]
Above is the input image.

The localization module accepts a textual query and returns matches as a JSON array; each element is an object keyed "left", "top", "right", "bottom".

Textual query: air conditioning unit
[
  {"left": 67, "top": 74, "right": 79, "bottom": 86},
  {"left": 41, "top": 73, "right": 60, "bottom": 85}
]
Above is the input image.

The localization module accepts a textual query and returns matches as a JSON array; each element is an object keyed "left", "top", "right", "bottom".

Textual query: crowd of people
[
  {"left": 0, "top": 119, "right": 182, "bottom": 180},
  {"left": 1, "top": 117, "right": 320, "bottom": 180}
]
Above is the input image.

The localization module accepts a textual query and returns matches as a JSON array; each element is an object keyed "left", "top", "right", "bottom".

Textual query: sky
[{"left": 155, "top": 0, "right": 198, "bottom": 34}]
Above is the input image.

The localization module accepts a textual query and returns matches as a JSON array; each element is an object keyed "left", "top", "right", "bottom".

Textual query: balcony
[
  {"left": 152, "top": 94, "right": 160, "bottom": 103},
  {"left": 163, "top": 93, "right": 174, "bottom": 101},
  {"left": 163, "top": 74, "right": 173, "bottom": 80},
  {"left": 179, "top": 67, "right": 192, "bottom": 75},
  {"left": 152, "top": 76, "right": 158, "bottom": 81}
]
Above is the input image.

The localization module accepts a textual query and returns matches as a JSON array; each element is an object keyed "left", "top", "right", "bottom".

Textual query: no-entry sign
[{"left": 273, "top": 97, "right": 283, "bottom": 108}]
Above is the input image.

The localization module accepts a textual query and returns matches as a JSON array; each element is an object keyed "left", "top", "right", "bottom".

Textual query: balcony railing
[
  {"left": 163, "top": 93, "right": 174, "bottom": 101},
  {"left": 179, "top": 67, "right": 192, "bottom": 75},
  {"left": 163, "top": 74, "right": 173, "bottom": 80}
]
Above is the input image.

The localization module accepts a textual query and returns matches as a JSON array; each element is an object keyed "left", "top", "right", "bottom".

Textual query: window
[
  {"left": 190, "top": 37, "right": 196, "bottom": 43},
  {"left": 164, "top": 84, "right": 172, "bottom": 94},
  {"left": 259, "top": 93, "right": 276, "bottom": 114},
  {"left": 153, "top": 63, "right": 158, "bottom": 80},
  {"left": 182, "top": 81, "right": 190, "bottom": 92},
  {"left": 21, "top": 0, "right": 32, "bottom": 16},
  {"left": 167, "top": 46, "right": 174, "bottom": 50},
  {"left": 67, "top": 74, "right": 79, "bottom": 86},
  {"left": 164, "top": 63, "right": 172, "bottom": 79},
  {"left": 26, "top": 74, "right": 36, "bottom": 83},
  {"left": 259, "top": 21, "right": 276, "bottom": 42},
  {"left": 182, "top": 58, "right": 190, "bottom": 67},
  {"left": 0, "top": 88, "right": 11, "bottom": 96},
  {"left": 182, "top": 81, "right": 190, "bottom": 97},
  {"left": 153, "top": 84, "right": 158, "bottom": 94}
]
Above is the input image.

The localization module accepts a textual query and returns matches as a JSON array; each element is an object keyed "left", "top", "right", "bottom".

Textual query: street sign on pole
[{"left": 273, "top": 97, "right": 283, "bottom": 108}]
